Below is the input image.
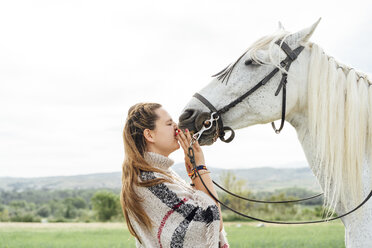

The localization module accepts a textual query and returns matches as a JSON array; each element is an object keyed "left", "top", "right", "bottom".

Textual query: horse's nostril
[
  {"left": 179, "top": 109, "right": 196, "bottom": 123},
  {"left": 195, "top": 112, "right": 214, "bottom": 131}
]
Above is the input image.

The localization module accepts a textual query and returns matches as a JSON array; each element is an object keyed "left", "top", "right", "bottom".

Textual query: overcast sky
[{"left": 1, "top": 0, "right": 371, "bottom": 177}]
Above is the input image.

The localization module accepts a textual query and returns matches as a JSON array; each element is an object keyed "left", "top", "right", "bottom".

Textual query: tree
[
  {"left": 36, "top": 205, "right": 51, "bottom": 218},
  {"left": 64, "top": 204, "right": 77, "bottom": 219},
  {"left": 91, "top": 191, "right": 120, "bottom": 221},
  {"left": 0, "top": 207, "right": 9, "bottom": 221},
  {"left": 218, "top": 171, "right": 252, "bottom": 212},
  {"left": 63, "top": 197, "right": 87, "bottom": 209}
]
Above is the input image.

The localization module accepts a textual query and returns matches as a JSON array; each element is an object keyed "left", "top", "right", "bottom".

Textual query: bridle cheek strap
[{"left": 271, "top": 44, "right": 304, "bottom": 133}]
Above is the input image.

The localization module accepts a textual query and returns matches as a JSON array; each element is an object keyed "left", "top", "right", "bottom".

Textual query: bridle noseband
[{"left": 193, "top": 39, "right": 305, "bottom": 143}]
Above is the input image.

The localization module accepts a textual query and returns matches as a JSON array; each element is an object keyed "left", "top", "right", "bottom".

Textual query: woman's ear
[{"left": 143, "top": 129, "right": 155, "bottom": 143}]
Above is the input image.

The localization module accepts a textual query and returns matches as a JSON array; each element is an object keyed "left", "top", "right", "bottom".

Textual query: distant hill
[{"left": 0, "top": 165, "right": 322, "bottom": 192}]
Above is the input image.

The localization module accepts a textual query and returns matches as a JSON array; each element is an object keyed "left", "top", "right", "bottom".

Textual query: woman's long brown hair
[{"left": 121, "top": 103, "right": 173, "bottom": 243}]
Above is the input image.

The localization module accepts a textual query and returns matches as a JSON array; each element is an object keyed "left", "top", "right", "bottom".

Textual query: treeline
[
  {"left": 0, "top": 172, "right": 329, "bottom": 223},
  {"left": 0, "top": 188, "right": 123, "bottom": 223}
]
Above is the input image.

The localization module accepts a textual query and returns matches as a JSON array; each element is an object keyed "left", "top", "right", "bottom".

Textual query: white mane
[{"left": 307, "top": 44, "right": 371, "bottom": 214}]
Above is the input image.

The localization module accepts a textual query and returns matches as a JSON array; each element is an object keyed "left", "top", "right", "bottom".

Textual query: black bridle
[
  {"left": 193, "top": 39, "right": 304, "bottom": 143},
  {"left": 188, "top": 39, "right": 372, "bottom": 224}
]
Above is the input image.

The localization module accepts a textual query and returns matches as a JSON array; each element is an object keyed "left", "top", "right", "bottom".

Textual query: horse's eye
[
  {"left": 244, "top": 59, "right": 253, "bottom": 66},
  {"left": 245, "top": 59, "right": 261, "bottom": 66}
]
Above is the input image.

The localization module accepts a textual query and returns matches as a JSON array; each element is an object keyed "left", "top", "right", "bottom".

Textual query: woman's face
[{"left": 145, "top": 107, "right": 180, "bottom": 156}]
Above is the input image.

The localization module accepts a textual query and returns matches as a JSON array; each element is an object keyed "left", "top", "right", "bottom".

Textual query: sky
[{"left": 0, "top": 0, "right": 371, "bottom": 177}]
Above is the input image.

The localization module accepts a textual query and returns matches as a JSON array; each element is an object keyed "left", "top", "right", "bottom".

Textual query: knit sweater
[{"left": 128, "top": 151, "right": 229, "bottom": 248}]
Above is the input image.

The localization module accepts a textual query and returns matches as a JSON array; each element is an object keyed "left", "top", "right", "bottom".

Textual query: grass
[
  {"left": 0, "top": 221, "right": 345, "bottom": 248},
  {"left": 224, "top": 222, "right": 345, "bottom": 248}
]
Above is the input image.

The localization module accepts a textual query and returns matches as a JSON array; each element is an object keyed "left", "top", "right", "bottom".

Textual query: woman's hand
[{"left": 176, "top": 128, "right": 205, "bottom": 174}]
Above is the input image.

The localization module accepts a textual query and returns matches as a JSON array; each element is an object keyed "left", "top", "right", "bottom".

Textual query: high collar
[{"left": 144, "top": 152, "right": 174, "bottom": 170}]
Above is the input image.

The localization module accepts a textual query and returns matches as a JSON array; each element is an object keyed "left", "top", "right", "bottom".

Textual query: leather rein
[{"left": 188, "top": 39, "right": 372, "bottom": 224}]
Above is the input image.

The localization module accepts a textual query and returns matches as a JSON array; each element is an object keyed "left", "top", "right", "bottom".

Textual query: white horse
[{"left": 178, "top": 19, "right": 372, "bottom": 247}]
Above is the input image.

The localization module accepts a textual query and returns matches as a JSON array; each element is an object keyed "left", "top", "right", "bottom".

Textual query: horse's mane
[{"left": 307, "top": 43, "right": 371, "bottom": 214}]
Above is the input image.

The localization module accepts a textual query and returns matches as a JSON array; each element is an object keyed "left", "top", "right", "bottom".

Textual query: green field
[{"left": 0, "top": 222, "right": 345, "bottom": 248}]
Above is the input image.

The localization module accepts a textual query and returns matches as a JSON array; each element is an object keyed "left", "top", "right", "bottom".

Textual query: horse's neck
[
  {"left": 287, "top": 112, "right": 372, "bottom": 211},
  {"left": 286, "top": 113, "right": 325, "bottom": 185}
]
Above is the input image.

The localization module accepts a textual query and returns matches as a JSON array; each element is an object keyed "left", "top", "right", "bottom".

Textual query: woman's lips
[{"left": 174, "top": 129, "right": 180, "bottom": 137}]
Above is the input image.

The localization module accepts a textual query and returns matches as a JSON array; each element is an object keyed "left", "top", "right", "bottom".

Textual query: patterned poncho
[{"left": 128, "top": 152, "right": 229, "bottom": 248}]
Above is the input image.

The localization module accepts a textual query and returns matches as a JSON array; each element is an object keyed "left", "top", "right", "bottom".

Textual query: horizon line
[{"left": 0, "top": 164, "right": 310, "bottom": 179}]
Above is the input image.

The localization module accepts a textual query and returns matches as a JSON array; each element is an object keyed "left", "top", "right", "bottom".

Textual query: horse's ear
[
  {"left": 278, "top": 21, "right": 285, "bottom": 30},
  {"left": 288, "top": 18, "right": 321, "bottom": 44}
]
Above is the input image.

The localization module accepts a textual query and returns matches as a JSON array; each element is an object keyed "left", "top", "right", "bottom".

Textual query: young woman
[{"left": 121, "top": 102, "right": 229, "bottom": 247}]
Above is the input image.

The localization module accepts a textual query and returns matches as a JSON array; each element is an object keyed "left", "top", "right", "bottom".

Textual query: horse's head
[{"left": 178, "top": 19, "right": 321, "bottom": 145}]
